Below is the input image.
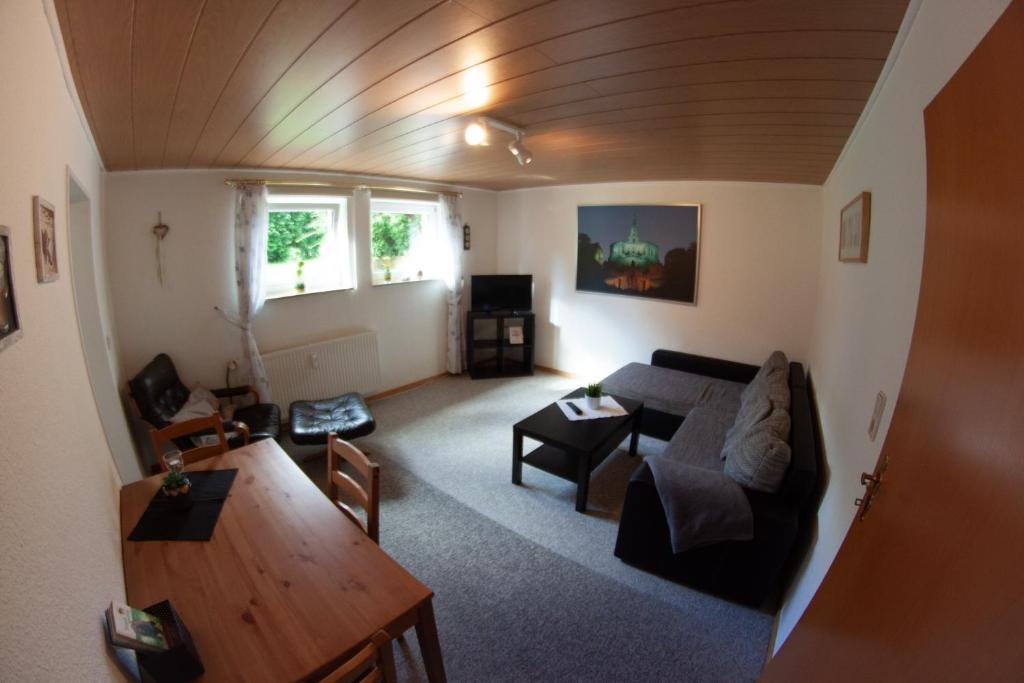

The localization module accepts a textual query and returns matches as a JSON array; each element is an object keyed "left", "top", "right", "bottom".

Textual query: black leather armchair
[{"left": 129, "top": 354, "right": 281, "bottom": 463}]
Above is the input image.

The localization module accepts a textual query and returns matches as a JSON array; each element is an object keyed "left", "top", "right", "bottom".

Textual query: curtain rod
[{"left": 223, "top": 178, "right": 461, "bottom": 198}]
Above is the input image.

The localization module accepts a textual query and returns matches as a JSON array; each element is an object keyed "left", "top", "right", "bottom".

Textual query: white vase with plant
[{"left": 585, "top": 382, "right": 602, "bottom": 410}]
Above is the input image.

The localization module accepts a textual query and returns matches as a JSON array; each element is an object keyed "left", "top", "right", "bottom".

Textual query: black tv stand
[{"left": 466, "top": 311, "right": 535, "bottom": 379}]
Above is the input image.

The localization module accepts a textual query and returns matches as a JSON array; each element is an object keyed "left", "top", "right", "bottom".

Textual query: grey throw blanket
[{"left": 646, "top": 456, "right": 754, "bottom": 553}]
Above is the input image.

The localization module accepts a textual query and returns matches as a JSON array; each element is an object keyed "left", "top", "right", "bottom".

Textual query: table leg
[
  {"left": 628, "top": 405, "right": 644, "bottom": 457},
  {"left": 512, "top": 428, "right": 523, "bottom": 485},
  {"left": 379, "top": 638, "right": 397, "bottom": 683},
  {"left": 415, "top": 598, "right": 447, "bottom": 683},
  {"left": 575, "top": 451, "right": 590, "bottom": 513}
]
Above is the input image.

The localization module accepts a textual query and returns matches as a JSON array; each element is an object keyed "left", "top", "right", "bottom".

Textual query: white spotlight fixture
[
  {"left": 508, "top": 133, "right": 533, "bottom": 166},
  {"left": 464, "top": 120, "right": 488, "bottom": 146},
  {"left": 464, "top": 116, "right": 534, "bottom": 165}
]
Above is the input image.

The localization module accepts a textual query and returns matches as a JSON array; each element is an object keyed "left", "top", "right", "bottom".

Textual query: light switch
[{"left": 868, "top": 390, "right": 887, "bottom": 441}]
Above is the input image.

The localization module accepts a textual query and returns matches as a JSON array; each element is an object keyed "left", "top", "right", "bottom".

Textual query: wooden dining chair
[
  {"left": 326, "top": 433, "right": 380, "bottom": 543},
  {"left": 151, "top": 415, "right": 248, "bottom": 470},
  {"left": 319, "top": 630, "right": 395, "bottom": 683}
]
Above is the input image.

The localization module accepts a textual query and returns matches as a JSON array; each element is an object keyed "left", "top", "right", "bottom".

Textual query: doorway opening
[{"left": 67, "top": 170, "right": 142, "bottom": 481}]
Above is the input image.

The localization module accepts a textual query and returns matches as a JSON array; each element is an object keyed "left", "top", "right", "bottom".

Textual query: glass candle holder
[{"left": 163, "top": 449, "right": 184, "bottom": 474}]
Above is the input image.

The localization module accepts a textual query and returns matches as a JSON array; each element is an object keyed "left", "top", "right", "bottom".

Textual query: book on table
[{"left": 105, "top": 601, "right": 172, "bottom": 653}]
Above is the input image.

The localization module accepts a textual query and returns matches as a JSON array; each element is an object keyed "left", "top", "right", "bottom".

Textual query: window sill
[
  {"left": 370, "top": 276, "right": 441, "bottom": 287},
  {"left": 266, "top": 285, "right": 354, "bottom": 301}
]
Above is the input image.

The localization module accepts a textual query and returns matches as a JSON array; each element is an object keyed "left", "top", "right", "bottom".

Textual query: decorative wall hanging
[
  {"left": 153, "top": 212, "right": 170, "bottom": 286},
  {"left": 839, "top": 192, "right": 871, "bottom": 262},
  {"left": 33, "top": 196, "right": 58, "bottom": 283},
  {"left": 0, "top": 226, "right": 23, "bottom": 352},
  {"left": 576, "top": 204, "right": 701, "bottom": 305}
]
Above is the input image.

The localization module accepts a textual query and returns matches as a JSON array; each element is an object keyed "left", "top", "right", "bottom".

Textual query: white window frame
[
  {"left": 369, "top": 197, "right": 442, "bottom": 286},
  {"left": 265, "top": 194, "right": 353, "bottom": 300}
]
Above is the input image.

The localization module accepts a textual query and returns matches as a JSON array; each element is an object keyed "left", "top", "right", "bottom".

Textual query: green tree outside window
[
  {"left": 268, "top": 210, "right": 328, "bottom": 291},
  {"left": 371, "top": 212, "right": 420, "bottom": 260},
  {"left": 267, "top": 211, "right": 326, "bottom": 264}
]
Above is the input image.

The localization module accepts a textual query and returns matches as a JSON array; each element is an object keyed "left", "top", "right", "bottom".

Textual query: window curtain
[
  {"left": 440, "top": 193, "right": 464, "bottom": 374},
  {"left": 233, "top": 183, "right": 273, "bottom": 402}
]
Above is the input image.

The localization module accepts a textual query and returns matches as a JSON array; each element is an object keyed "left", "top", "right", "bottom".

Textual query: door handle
[
  {"left": 855, "top": 471, "right": 883, "bottom": 519},
  {"left": 855, "top": 455, "right": 889, "bottom": 520}
]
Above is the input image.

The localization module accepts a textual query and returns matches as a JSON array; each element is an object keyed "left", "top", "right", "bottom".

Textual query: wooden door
[{"left": 763, "top": 2, "right": 1024, "bottom": 679}]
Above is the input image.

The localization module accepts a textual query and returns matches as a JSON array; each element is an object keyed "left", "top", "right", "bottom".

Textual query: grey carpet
[{"left": 287, "top": 374, "right": 770, "bottom": 682}]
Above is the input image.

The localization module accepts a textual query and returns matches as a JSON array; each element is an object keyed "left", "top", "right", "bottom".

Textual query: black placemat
[{"left": 128, "top": 469, "right": 238, "bottom": 542}]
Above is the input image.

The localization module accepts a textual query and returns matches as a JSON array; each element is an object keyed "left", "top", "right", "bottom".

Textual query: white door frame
[{"left": 66, "top": 166, "right": 143, "bottom": 482}]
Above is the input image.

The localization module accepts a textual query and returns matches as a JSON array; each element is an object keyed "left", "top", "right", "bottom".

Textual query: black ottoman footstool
[{"left": 289, "top": 392, "right": 376, "bottom": 445}]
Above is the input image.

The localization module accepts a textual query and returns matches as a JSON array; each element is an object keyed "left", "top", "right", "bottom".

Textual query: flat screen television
[{"left": 471, "top": 274, "right": 533, "bottom": 313}]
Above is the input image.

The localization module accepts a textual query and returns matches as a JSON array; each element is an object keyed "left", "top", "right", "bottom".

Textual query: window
[
  {"left": 370, "top": 198, "right": 442, "bottom": 286},
  {"left": 265, "top": 194, "right": 352, "bottom": 299}
]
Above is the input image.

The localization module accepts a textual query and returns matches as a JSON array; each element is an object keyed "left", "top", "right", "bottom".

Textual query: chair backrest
[
  {"left": 151, "top": 415, "right": 229, "bottom": 470},
  {"left": 326, "top": 434, "right": 380, "bottom": 543},
  {"left": 319, "top": 630, "right": 393, "bottom": 683},
  {"left": 129, "top": 353, "right": 190, "bottom": 427}
]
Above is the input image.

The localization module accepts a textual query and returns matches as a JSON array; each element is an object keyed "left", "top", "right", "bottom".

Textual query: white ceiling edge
[
  {"left": 822, "top": 0, "right": 924, "bottom": 187},
  {"left": 104, "top": 166, "right": 499, "bottom": 195},
  {"left": 43, "top": 0, "right": 105, "bottom": 171}
]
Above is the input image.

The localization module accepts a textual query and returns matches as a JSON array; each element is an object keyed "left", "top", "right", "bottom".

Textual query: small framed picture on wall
[
  {"left": 0, "top": 226, "right": 24, "bottom": 352},
  {"left": 839, "top": 191, "right": 871, "bottom": 263},
  {"left": 33, "top": 195, "right": 59, "bottom": 282}
]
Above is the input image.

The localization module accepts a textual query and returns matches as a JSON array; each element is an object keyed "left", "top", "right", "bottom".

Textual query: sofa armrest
[{"left": 650, "top": 349, "right": 759, "bottom": 383}]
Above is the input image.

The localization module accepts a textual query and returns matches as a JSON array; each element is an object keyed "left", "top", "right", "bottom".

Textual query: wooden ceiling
[{"left": 55, "top": 0, "right": 909, "bottom": 190}]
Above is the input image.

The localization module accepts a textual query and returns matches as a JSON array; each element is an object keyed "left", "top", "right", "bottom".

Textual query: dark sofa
[{"left": 609, "top": 350, "right": 819, "bottom": 606}]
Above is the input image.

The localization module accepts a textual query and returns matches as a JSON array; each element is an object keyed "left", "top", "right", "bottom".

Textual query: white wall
[
  {"left": 496, "top": 181, "right": 822, "bottom": 379},
  {"left": 0, "top": 1, "right": 128, "bottom": 679},
  {"left": 774, "top": 0, "right": 1014, "bottom": 652},
  {"left": 104, "top": 170, "right": 497, "bottom": 397}
]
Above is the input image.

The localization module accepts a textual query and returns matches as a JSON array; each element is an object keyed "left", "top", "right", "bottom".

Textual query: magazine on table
[
  {"left": 556, "top": 396, "right": 628, "bottom": 421},
  {"left": 105, "top": 601, "right": 173, "bottom": 653}
]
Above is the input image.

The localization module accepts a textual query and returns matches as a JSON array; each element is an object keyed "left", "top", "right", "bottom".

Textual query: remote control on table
[{"left": 566, "top": 401, "right": 584, "bottom": 416}]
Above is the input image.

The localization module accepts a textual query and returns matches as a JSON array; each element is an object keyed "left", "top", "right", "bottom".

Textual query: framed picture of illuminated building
[{"left": 576, "top": 204, "right": 701, "bottom": 305}]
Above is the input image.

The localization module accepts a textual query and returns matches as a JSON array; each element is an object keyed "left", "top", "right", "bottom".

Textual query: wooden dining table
[{"left": 120, "top": 439, "right": 447, "bottom": 682}]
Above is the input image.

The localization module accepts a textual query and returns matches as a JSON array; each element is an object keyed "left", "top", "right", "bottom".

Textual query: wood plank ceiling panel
[
  {"left": 55, "top": 0, "right": 910, "bottom": 188},
  {"left": 212, "top": 0, "right": 441, "bottom": 165},
  {"left": 55, "top": 0, "right": 135, "bottom": 169},
  {"left": 131, "top": 0, "right": 207, "bottom": 168},
  {"left": 187, "top": 0, "right": 364, "bottom": 167},
  {"left": 160, "top": 0, "right": 281, "bottom": 168},
  {"left": 307, "top": 48, "right": 882, "bottom": 174}
]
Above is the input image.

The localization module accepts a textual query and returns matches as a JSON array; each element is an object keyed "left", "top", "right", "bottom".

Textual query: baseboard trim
[
  {"left": 366, "top": 366, "right": 573, "bottom": 402},
  {"left": 535, "top": 364, "right": 576, "bottom": 378},
  {"left": 365, "top": 373, "right": 448, "bottom": 402},
  {"left": 765, "top": 609, "right": 782, "bottom": 665}
]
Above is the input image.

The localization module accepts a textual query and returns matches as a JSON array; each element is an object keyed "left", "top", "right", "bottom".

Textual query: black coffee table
[{"left": 512, "top": 389, "right": 644, "bottom": 513}]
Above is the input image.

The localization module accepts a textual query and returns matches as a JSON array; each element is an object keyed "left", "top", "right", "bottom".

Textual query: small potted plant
[
  {"left": 162, "top": 471, "right": 193, "bottom": 511},
  {"left": 585, "top": 382, "right": 602, "bottom": 410}
]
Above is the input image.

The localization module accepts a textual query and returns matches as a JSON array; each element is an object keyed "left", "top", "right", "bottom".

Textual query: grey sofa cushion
[
  {"left": 741, "top": 351, "right": 790, "bottom": 410},
  {"left": 602, "top": 362, "right": 745, "bottom": 419},
  {"left": 722, "top": 392, "right": 773, "bottom": 459},
  {"left": 723, "top": 409, "right": 792, "bottom": 493},
  {"left": 663, "top": 406, "right": 733, "bottom": 471},
  {"left": 646, "top": 456, "right": 754, "bottom": 553}
]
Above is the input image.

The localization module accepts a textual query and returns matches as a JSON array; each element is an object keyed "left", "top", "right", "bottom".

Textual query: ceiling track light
[
  {"left": 508, "top": 133, "right": 533, "bottom": 166},
  {"left": 464, "top": 116, "right": 533, "bottom": 166}
]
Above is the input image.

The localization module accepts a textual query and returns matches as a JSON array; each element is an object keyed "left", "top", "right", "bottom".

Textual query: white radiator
[{"left": 263, "top": 331, "right": 381, "bottom": 419}]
